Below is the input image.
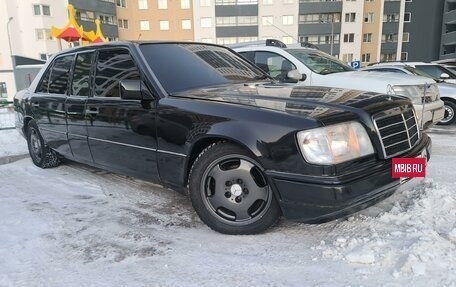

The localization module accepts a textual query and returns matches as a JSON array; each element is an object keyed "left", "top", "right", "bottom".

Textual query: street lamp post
[{"left": 7, "top": 17, "right": 14, "bottom": 65}]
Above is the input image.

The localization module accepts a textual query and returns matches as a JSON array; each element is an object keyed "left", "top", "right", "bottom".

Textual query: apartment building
[
  {"left": 439, "top": 0, "right": 456, "bottom": 60},
  {"left": 70, "top": 0, "right": 119, "bottom": 41},
  {"left": 0, "top": 0, "right": 68, "bottom": 99},
  {"left": 116, "top": 0, "right": 194, "bottom": 41}
]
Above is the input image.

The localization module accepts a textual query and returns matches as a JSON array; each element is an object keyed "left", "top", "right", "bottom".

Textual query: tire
[
  {"left": 437, "top": 101, "right": 456, "bottom": 125},
  {"left": 188, "top": 142, "right": 281, "bottom": 234},
  {"left": 26, "top": 121, "right": 60, "bottom": 168}
]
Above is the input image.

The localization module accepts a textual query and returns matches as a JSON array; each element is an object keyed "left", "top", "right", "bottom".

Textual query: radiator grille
[{"left": 373, "top": 106, "right": 420, "bottom": 158}]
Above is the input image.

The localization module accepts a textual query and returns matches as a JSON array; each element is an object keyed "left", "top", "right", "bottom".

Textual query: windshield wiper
[{"left": 253, "top": 74, "right": 274, "bottom": 81}]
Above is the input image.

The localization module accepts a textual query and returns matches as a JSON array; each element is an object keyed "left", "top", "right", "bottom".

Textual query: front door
[{"left": 86, "top": 48, "right": 158, "bottom": 181}]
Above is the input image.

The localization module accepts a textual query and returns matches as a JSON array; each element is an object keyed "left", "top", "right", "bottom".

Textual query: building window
[
  {"left": 401, "top": 52, "right": 408, "bottom": 61},
  {"left": 263, "top": 0, "right": 273, "bottom": 4},
  {"left": 363, "top": 33, "right": 372, "bottom": 43},
  {"left": 345, "top": 12, "right": 356, "bottom": 22},
  {"left": 200, "top": 0, "right": 211, "bottom": 6},
  {"left": 342, "top": 53, "right": 353, "bottom": 62},
  {"left": 216, "top": 16, "right": 257, "bottom": 26},
  {"left": 364, "top": 12, "right": 373, "bottom": 23},
  {"left": 181, "top": 0, "right": 191, "bottom": 8},
  {"left": 138, "top": 0, "right": 148, "bottom": 9},
  {"left": 380, "top": 53, "right": 396, "bottom": 62},
  {"left": 200, "top": 17, "right": 212, "bottom": 27},
  {"left": 158, "top": 0, "right": 167, "bottom": 9},
  {"left": 402, "top": 32, "right": 410, "bottom": 42},
  {"left": 404, "top": 12, "right": 411, "bottom": 22},
  {"left": 382, "top": 33, "right": 398, "bottom": 43},
  {"left": 116, "top": 0, "right": 127, "bottom": 7},
  {"left": 284, "top": 0, "right": 293, "bottom": 3},
  {"left": 182, "top": 20, "right": 192, "bottom": 29},
  {"left": 35, "top": 29, "right": 53, "bottom": 40},
  {"left": 238, "top": 36, "right": 258, "bottom": 42},
  {"left": 99, "top": 14, "right": 116, "bottom": 25},
  {"left": 33, "top": 4, "right": 51, "bottom": 16},
  {"left": 140, "top": 20, "right": 150, "bottom": 30},
  {"left": 361, "top": 53, "right": 371, "bottom": 62},
  {"left": 118, "top": 19, "right": 129, "bottom": 28},
  {"left": 262, "top": 16, "right": 273, "bottom": 26},
  {"left": 365, "top": 0, "right": 373, "bottom": 2},
  {"left": 282, "top": 36, "right": 293, "bottom": 44},
  {"left": 160, "top": 20, "right": 170, "bottom": 30},
  {"left": 201, "top": 38, "right": 213, "bottom": 43},
  {"left": 282, "top": 15, "right": 293, "bottom": 25},
  {"left": 39, "top": 53, "right": 49, "bottom": 60},
  {"left": 299, "top": 34, "right": 340, "bottom": 44},
  {"left": 216, "top": 37, "right": 237, "bottom": 45},
  {"left": 383, "top": 13, "right": 399, "bottom": 22},
  {"left": 299, "top": 13, "right": 341, "bottom": 24},
  {"left": 343, "top": 33, "right": 354, "bottom": 43}
]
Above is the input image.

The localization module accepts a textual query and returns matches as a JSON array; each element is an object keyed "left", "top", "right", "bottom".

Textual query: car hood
[
  {"left": 172, "top": 83, "right": 411, "bottom": 124},
  {"left": 318, "top": 71, "right": 432, "bottom": 93}
]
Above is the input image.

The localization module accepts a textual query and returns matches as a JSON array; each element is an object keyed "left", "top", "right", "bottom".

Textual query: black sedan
[{"left": 14, "top": 42, "right": 431, "bottom": 234}]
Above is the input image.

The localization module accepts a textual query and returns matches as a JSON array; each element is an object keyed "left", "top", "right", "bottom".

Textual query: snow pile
[
  {"left": 0, "top": 129, "right": 27, "bottom": 158},
  {"left": 0, "top": 127, "right": 455, "bottom": 286}
]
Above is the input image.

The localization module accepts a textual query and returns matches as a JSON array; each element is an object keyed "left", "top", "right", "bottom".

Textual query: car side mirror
[
  {"left": 286, "top": 69, "right": 304, "bottom": 83},
  {"left": 120, "top": 79, "right": 154, "bottom": 100},
  {"left": 440, "top": 73, "right": 450, "bottom": 80}
]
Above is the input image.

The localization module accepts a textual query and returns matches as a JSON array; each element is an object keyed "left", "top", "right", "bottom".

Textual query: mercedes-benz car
[{"left": 14, "top": 42, "right": 431, "bottom": 234}]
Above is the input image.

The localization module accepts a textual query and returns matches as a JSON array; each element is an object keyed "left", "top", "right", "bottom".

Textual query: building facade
[
  {"left": 116, "top": 0, "right": 194, "bottom": 41},
  {"left": 439, "top": 0, "right": 456, "bottom": 60}
]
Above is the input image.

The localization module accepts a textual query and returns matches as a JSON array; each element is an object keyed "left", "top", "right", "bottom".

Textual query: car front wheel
[
  {"left": 188, "top": 142, "right": 281, "bottom": 234},
  {"left": 26, "top": 121, "right": 60, "bottom": 168}
]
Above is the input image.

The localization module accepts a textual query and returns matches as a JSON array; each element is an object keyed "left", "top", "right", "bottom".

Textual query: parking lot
[{"left": 0, "top": 126, "right": 455, "bottom": 287}]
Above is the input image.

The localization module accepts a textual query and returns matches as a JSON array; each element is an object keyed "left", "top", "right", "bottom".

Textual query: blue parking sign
[{"left": 350, "top": 61, "right": 361, "bottom": 70}]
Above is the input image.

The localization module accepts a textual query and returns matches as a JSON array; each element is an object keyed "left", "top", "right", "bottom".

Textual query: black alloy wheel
[
  {"left": 26, "top": 121, "right": 60, "bottom": 168},
  {"left": 189, "top": 142, "right": 280, "bottom": 234}
]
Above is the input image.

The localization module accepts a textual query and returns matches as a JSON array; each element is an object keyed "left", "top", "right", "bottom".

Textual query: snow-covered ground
[{"left": 0, "top": 126, "right": 455, "bottom": 287}]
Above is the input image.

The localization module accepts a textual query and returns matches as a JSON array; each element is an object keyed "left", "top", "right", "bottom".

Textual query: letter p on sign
[{"left": 392, "top": 158, "right": 426, "bottom": 178}]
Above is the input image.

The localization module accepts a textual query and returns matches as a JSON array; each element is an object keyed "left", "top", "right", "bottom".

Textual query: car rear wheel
[
  {"left": 188, "top": 142, "right": 281, "bottom": 234},
  {"left": 26, "top": 121, "right": 60, "bottom": 168},
  {"left": 438, "top": 101, "right": 456, "bottom": 125}
]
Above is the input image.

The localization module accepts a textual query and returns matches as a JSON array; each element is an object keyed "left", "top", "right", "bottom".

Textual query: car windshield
[
  {"left": 286, "top": 49, "right": 354, "bottom": 75},
  {"left": 403, "top": 66, "right": 439, "bottom": 80},
  {"left": 139, "top": 43, "right": 266, "bottom": 94},
  {"left": 414, "top": 64, "right": 456, "bottom": 79}
]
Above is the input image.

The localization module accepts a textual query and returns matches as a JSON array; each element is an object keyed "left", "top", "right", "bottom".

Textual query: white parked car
[
  {"left": 370, "top": 62, "right": 456, "bottom": 84},
  {"left": 362, "top": 65, "right": 456, "bottom": 125},
  {"left": 232, "top": 40, "right": 444, "bottom": 130}
]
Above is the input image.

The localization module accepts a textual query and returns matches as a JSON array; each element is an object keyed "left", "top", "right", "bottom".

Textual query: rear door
[
  {"left": 85, "top": 48, "right": 159, "bottom": 180},
  {"left": 31, "top": 54, "right": 74, "bottom": 156},
  {"left": 66, "top": 51, "right": 94, "bottom": 163}
]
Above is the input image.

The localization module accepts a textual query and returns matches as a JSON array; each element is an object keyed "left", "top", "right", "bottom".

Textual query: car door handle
[
  {"left": 86, "top": 107, "right": 99, "bottom": 115},
  {"left": 31, "top": 102, "right": 39, "bottom": 108}
]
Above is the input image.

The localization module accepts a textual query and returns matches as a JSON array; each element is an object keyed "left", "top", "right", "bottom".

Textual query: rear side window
[
  {"left": 94, "top": 49, "right": 140, "bottom": 97},
  {"left": 71, "top": 52, "right": 94, "bottom": 97},
  {"left": 36, "top": 67, "right": 51, "bottom": 93},
  {"left": 48, "top": 55, "right": 74, "bottom": 95}
]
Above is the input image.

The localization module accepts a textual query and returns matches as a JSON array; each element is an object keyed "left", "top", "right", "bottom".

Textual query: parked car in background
[
  {"left": 232, "top": 40, "right": 444, "bottom": 130},
  {"left": 14, "top": 41, "right": 432, "bottom": 234},
  {"left": 370, "top": 62, "right": 456, "bottom": 84},
  {"left": 362, "top": 65, "right": 456, "bottom": 125}
]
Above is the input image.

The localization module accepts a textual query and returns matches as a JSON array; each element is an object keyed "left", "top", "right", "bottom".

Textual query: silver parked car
[{"left": 362, "top": 65, "right": 456, "bottom": 125}]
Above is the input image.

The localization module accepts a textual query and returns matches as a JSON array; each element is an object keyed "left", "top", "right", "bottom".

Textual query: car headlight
[
  {"left": 296, "top": 121, "right": 374, "bottom": 165},
  {"left": 391, "top": 84, "right": 439, "bottom": 104}
]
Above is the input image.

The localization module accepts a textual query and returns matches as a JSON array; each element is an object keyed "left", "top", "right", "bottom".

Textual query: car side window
[
  {"left": 94, "top": 49, "right": 140, "bottom": 98},
  {"left": 253, "top": 51, "right": 296, "bottom": 80},
  {"left": 71, "top": 52, "right": 94, "bottom": 97},
  {"left": 36, "top": 67, "right": 51, "bottom": 94},
  {"left": 48, "top": 55, "right": 74, "bottom": 95}
]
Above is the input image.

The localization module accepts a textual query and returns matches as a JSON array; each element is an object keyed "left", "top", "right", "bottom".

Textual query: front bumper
[
  {"left": 414, "top": 100, "right": 444, "bottom": 129},
  {"left": 266, "top": 134, "right": 432, "bottom": 223}
]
